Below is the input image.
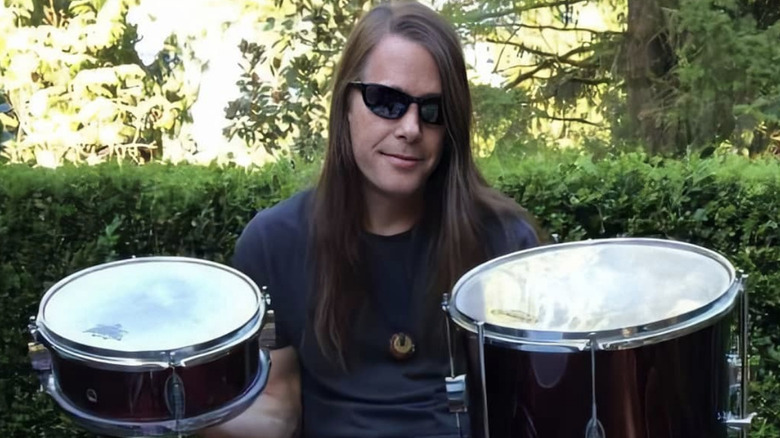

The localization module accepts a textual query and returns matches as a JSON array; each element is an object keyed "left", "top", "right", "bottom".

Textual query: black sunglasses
[{"left": 349, "top": 82, "right": 443, "bottom": 125}]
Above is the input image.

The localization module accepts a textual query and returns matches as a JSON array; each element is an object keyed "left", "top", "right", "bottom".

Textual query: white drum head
[
  {"left": 37, "top": 257, "right": 262, "bottom": 358},
  {"left": 449, "top": 238, "right": 739, "bottom": 350}
]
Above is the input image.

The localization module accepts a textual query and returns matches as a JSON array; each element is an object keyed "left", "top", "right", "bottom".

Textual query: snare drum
[
  {"left": 445, "top": 238, "right": 755, "bottom": 438},
  {"left": 28, "top": 257, "right": 271, "bottom": 437}
]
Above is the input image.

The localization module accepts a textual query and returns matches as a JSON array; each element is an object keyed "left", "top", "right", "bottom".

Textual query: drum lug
[
  {"left": 28, "top": 316, "right": 51, "bottom": 372},
  {"left": 28, "top": 341, "right": 52, "bottom": 372},
  {"left": 720, "top": 273, "right": 756, "bottom": 437},
  {"left": 722, "top": 411, "right": 757, "bottom": 431},
  {"left": 442, "top": 293, "right": 469, "bottom": 415},
  {"left": 28, "top": 315, "right": 53, "bottom": 392},
  {"left": 261, "top": 286, "right": 270, "bottom": 306},
  {"left": 28, "top": 341, "right": 53, "bottom": 393},
  {"left": 727, "top": 352, "right": 741, "bottom": 399},
  {"left": 164, "top": 372, "right": 186, "bottom": 421},
  {"left": 28, "top": 316, "right": 39, "bottom": 340},
  {"left": 445, "top": 374, "right": 468, "bottom": 414}
]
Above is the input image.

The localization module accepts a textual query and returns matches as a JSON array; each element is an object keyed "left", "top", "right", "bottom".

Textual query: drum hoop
[
  {"left": 35, "top": 256, "right": 265, "bottom": 367},
  {"left": 448, "top": 238, "right": 739, "bottom": 351}
]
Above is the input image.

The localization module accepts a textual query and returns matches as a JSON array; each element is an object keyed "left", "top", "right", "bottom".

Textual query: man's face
[{"left": 347, "top": 34, "right": 445, "bottom": 203}]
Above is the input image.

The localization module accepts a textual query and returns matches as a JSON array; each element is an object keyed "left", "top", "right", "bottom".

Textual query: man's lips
[{"left": 380, "top": 152, "right": 421, "bottom": 161}]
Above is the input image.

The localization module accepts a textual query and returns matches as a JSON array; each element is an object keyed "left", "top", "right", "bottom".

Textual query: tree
[
  {"left": 223, "top": 0, "right": 374, "bottom": 162},
  {"left": 440, "top": 0, "right": 625, "bottom": 156},
  {"left": 441, "top": 0, "right": 780, "bottom": 157},
  {"left": 624, "top": 0, "right": 678, "bottom": 155},
  {"left": 0, "top": 0, "right": 193, "bottom": 167}
]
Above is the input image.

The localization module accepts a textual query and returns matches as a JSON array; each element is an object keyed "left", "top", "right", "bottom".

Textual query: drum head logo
[{"left": 83, "top": 324, "right": 127, "bottom": 341}]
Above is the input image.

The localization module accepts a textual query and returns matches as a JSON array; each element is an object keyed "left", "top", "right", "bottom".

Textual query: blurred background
[{"left": 2, "top": 0, "right": 778, "bottom": 170}]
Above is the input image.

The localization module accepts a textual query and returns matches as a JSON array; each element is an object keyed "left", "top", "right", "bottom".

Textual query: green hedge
[{"left": 1, "top": 153, "right": 778, "bottom": 437}]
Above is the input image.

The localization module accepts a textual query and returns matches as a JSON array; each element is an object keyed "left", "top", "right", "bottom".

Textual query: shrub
[{"left": 1, "top": 152, "right": 778, "bottom": 436}]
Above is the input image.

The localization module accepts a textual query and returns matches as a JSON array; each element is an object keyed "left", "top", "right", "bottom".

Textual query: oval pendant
[{"left": 389, "top": 332, "right": 415, "bottom": 360}]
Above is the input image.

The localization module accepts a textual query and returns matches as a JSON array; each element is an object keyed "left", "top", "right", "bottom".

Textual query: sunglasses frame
[{"left": 348, "top": 82, "right": 444, "bottom": 125}]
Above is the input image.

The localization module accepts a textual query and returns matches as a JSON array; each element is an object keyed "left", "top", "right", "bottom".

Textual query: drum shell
[
  {"left": 48, "top": 334, "right": 261, "bottom": 421},
  {"left": 462, "top": 314, "right": 734, "bottom": 438}
]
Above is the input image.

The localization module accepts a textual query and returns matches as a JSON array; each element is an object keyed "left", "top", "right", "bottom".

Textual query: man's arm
[{"left": 200, "top": 346, "right": 302, "bottom": 438}]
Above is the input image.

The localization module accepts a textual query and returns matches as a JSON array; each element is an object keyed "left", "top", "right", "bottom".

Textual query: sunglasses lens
[
  {"left": 420, "top": 102, "right": 441, "bottom": 124},
  {"left": 364, "top": 85, "right": 408, "bottom": 119},
  {"left": 359, "top": 83, "right": 443, "bottom": 124}
]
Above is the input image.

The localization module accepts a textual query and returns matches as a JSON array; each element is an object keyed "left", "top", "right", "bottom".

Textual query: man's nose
[{"left": 394, "top": 104, "right": 422, "bottom": 142}]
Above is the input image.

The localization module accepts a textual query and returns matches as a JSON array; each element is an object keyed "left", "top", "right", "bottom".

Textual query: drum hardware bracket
[
  {"left": 442, "top": 293, "right": 468, "bottom": 437},
  {"left": 476, "top": 321, "right": 490, "bottom": 438},
  {"left": 28, "top": 316, "right": 53, "bottom": 390},
  {"left": 722, "top": 412, "right": 757, "bottom": 430},
  {"left": 165, "top": 353, "right": 186, "bottom": 438},
  {"left": 445, "top": 374, "right": 468, "bottom": 414},
  {"left": 584, "top": 335, "right": 605, "bottom": 438},
  {"left": 28, "top": 316, "right": 42, "bottom": 346},
  {"left": 261, "top": 286, "right": 271, "bottom": 306},
  {"left": 720, "top": 272, "right": 756, "bottom": 437}
]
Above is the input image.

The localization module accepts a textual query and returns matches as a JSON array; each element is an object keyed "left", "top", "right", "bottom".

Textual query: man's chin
[{"left": 364, "top": 183, "right": 427, "bottom": 202}]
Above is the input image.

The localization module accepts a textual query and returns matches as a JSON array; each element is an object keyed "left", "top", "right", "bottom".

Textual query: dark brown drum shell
[
  {"left": 463, "top": 316, "right": 733, "bottom": 438},
  {"left": 52, "top": 336, "right": 260, "bottom": 421}
]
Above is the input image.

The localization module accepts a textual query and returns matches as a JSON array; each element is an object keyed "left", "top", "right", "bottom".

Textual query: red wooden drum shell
[
  {"left": 448, "top": 238, "right": 744, "bottom": 438},
  {"left": 462, "top": 316, "right": 733, "bottom": 438},
  {"left": 52, "top": 335, "right": 261, "bottom": 420}
]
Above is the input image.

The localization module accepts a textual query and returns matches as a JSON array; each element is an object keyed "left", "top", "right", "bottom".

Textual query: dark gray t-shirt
[{"left": 232, "top": 190, "right": 538, "bottom": 438}]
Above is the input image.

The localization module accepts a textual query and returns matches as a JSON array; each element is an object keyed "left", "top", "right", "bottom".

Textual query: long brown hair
[{"left": 310, "top": 1, "right": 537, "bottom": 367}]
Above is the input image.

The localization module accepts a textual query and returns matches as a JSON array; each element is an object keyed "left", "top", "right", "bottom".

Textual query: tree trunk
[{"left": 625, "top": 0, "right": 678, "bottom": 155}]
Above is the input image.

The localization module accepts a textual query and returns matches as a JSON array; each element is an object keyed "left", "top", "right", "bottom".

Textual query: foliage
[
  {"left": 471, "top": 84, "right": 549, "bottom": 157},
  {"left": 440, "top": 0, "right": 780, "bottom": 157},
  {"left": 0, "top": 95, "right": 15, "bottom": 160},
  {"left": 223, "top": 0, "right": 374, "bottom": 162},
  {"left": 441, "top": 0, "right": 625, "bottom": 153},
  {"left": 1, "top": 153, "right": 779, "bottom": 435},
  {"left": 222, "top": 0, "right": 617, "bottom": 160},
  {"left": 661, "top": 0, "right": 780, "bottom": 156},
  {"left": 2, "top": 0, "right": 780, "bottom": 164},
  {"left": 0, "top": 0, "right": 194, "bottom": 167}
]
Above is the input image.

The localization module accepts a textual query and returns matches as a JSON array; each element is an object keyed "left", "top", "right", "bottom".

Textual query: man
[{"left": 204, "top": 2, "right": 539, "bottom": 437}]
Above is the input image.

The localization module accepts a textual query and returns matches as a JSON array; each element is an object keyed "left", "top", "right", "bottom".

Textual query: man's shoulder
[
  {"left": 482, "top": 210, "right": 540, "bottom": 257},
  {"left": 233, "top": 189, "right": 313, "bottom": 266},
  {"left": 245, "top": 189, "right": 314, "bottom": 238}
]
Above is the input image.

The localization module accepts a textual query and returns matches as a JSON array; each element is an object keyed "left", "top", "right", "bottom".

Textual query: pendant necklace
[{"left": 384, "top": 226, "right": 421, "bottom": 361}]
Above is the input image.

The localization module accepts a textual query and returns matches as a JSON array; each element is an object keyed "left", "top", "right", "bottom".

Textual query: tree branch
[
  {"left": 494, "top": 63, "right": 544, "bottom": 73},
  {"left": 542, "top": 114, "right": 602, "bottom": 126},
  {"left": 469, "top": 0, "right": 589, "bottom": 22},
  {"left": 492, "top": 25, "right": 522, "bottom": 76},
  {"left": 567, "top": 77, "right": 612, "bottom": 85},
  {"left": 491, "top": 40, "right": 594, "bottom": 63},
  {"left": 517, "top": 23, "right": 623, "bottom": 36},
  {"left": 505, "top": 60, "right": 555, "bottom": 85},
  {"left": 496, "top": 42, "right": 597, "bottom": 88}
]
